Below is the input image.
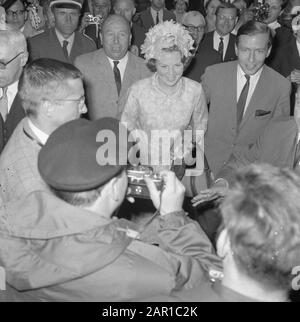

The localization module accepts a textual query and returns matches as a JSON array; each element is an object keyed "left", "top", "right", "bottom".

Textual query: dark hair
[
  {"left": 215, "top": 1, "right": 238, "bottom": 16},
  {"left": 53, "top": 185, "right": 104, "bottom": 207},
  {"left": 18, "top": 58, "right": 83, "bottom": 118},
  {"left": 236, "top": 20, "right": 273, "bottom": 48},
  {"left": 221, "top": 164, "right": 300, "bottom": 291},
  {"left": 3, "top": 0, "right": 26, "bottom": 10}
]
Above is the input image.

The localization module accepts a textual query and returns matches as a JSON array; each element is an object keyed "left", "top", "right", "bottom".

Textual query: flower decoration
[{"left": 141, "top": 20, "right": 194, "bottom": 61}]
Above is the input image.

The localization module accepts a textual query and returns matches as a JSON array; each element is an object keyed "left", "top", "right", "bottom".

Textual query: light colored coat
[
  {"left": 202, "top": 61, "right": 291, "bottom": 175},
  {"left": 74, "top": 49, "right": 152, "bottom": 120}
]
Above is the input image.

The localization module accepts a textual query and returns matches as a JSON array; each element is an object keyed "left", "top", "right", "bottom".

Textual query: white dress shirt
[
  {"left": 55, "top": 29, "right": 75, "bottom": 55},
  {"left": 213, "top": 31, "right": 230, "bottom": 61},
  {"left": 106, "top": 53, "right": 129, "bottom": 82},
  {"left": 236, "top": 64, "right": 263, "bottom": 116},
  {"left": 27, "top": 119, "right": 49, "bottom": 145},
  {"left": 150, "top": 7, "right": 163, "bottom": 24},
  {"left": 0, "top": 81, "right": 18, "bottom": 114}
]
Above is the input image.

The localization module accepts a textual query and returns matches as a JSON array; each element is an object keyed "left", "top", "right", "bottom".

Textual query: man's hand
[
  {"left": 145, "top": 170, "right": 185, "bottom": 215},
  {"left": 191, "top": 178, "right": 228, "bottom": 207}
]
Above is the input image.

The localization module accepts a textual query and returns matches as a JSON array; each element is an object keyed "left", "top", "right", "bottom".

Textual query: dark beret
[{"left": 38, "top": 117, "right": 128, "bottom": 192}]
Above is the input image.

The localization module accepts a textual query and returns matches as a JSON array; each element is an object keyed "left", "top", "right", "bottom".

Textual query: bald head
[
  {"left": 0, "top": 29, "right": 27, "bottom": 54},
  {"left": 101, "top": 14, "right": 131, "bottom": 35},
  {"left": 113, "top": 0, "right": 136, "bottom": 22},
  {"left": 0, "top": 29, "right": 28, "bottom": 87},
  {"left": 101, "top": 14, "right": 131, "bottom": 60}
]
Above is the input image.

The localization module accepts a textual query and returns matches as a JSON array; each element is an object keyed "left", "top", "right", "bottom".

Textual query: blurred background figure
[
  {"left": 151, "top": 164, "right": 300, "bottom": 302},
  {"left": 82, "top": 0, "right": 111, "bottom": 48},
  {"left": 204, "top": 0, "right": 221, "bottom": 33},
  {"left": 3, "top": 0, "right": 44, "bottom": 37},
  {"left": 172, "top": 0, "right": 188, "bottom": 24}
]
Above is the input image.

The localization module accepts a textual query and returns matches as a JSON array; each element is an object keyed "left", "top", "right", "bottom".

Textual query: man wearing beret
[
  {"left": 0, "top": 117, "right": 222, "bottom": 301},
  {"left": 0, "top": 58, "right": 87, "bottom": 203},
  {"left": 28, "top": 0, "right": 96, "bottom": 64}
]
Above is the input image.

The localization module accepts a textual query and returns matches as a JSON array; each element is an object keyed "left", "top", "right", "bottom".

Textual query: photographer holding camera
[{"left": 0, "top": 117, "right": 222, "bottom": 301}]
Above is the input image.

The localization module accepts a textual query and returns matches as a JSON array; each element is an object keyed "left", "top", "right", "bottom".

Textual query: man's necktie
[
  {"left": 62, "top": 40, "right": 69, "bottom": 60},
  {"left": 156, "top": 11, "right": 159, "bottom": 24},
  {"left": 218, "top": 37, "right": 224, "bottom": 61},
  {"left": 113, "top": 61, "right": 121, "bottom": 96},
  {"left": 0, "top": 87, "right": 8, "bottom": 122},
  {"left": 237, "top": 74, "right": 250, "bottom": 126}
]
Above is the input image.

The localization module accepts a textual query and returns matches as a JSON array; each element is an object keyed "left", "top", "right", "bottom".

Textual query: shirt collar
[
  {"left": 268, "top": 21, "right": 281, "bottom": 30},
  {"left": 150, "top": 7, "right": 163, "bottom": 15},
  {"left": 106, "top": 52, "right": 129, "bottom": 69},
  {"left": 27, "top": 119, "right": 49, "bottom": 145},
  {"left": 55, "top": 28, "right": 75, "bottom": 45},
  {"left": 237, "top": 63, "right": 263, "bottom": 81},
  {"left": 5, "top": 81, "right": 19, "bottom": 96},
  {"left": 214, "top": 30, "right": 230, "bottom": 41}
]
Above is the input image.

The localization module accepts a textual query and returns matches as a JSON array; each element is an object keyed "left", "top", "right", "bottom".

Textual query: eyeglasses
[
  {"left": 217, "top": 14, "right": 236, "bottom": 21},
  {"left": 53, "top": 96, "right": 86, "bottom": 106},
  {"left": 6, "top": 10, "right": 25, "bottom": 17},
  {"left": 0, "top": 52, "right": 24, "bottom": 70},
  {"left": 183, "top": 24, "right": 205, "bottom": 32}
]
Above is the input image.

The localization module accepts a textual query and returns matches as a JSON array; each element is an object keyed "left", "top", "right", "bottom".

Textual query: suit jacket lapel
[
  {"left": 50, "top": 28, "right": 70, "bottom": 63},
  {"left": 290, "top": 39, "right": 300, "bottom": 68},
  {"left": 120, "top": 53, "right": 135, "bottom": 98},
  {"left": 98, "top": 50, "right": 119, "bottom": 98},
  {"left": 239, "top": 66, "right": 267, "bottom": 130},
  {"left": 224, "top": 33, "right": 236, "bottom": 61},
  {"left": 70, "top": 32, "right": 81, "bottom": 63}
]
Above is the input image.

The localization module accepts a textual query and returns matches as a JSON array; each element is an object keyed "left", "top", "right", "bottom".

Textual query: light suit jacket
[
  {"left": 202, "top": 61, "right": 291, "bottom": 175},
  {"left": 75, "top": 49, "right": 152, "bottom": 120}
]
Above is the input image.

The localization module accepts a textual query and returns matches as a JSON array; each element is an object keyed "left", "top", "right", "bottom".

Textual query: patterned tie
[
  {"left": 62, "top": 40, "right": 69, "bottom": 60},
  {"left": 0, "top": 87, "right": 8, "bottom": 122},
  {"left": 156, "top": 11, "right": 159, "bottom": 24},
  {"left": 218, "top": 37, "right": 224, "bottom": 61},
  {"left": 237, "top": 74, "right": 250, "bottom": 126},
  {"left": 113, "top": 61, "right": 121, "bottom": 96}
]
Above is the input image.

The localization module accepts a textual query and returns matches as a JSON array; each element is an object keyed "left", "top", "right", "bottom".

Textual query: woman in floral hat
[{"left": 121, "top": 20, "right": 208, "bottom": 175}]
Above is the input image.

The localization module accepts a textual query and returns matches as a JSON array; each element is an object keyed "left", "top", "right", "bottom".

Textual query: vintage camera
[
  {"left": 127, "top": 165, "right": 164, "bottom": 199},
  {"left": 87, "top": 14, "right": 104, "bottom": 26}
]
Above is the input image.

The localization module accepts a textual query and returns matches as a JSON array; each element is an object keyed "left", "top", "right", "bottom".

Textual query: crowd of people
[{"left": 0, "top": 0, "right": 300, "bottom": 302}]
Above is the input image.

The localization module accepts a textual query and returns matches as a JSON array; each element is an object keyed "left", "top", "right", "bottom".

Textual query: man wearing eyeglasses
[
  {"left": 0, "top": 29, "right": 28, "bottom": 154},
  {"left": 28, "top": 0, "right": 96, "bottom": 64},
  {"left": 0, "top": 58, "right": 87, "bottom": 203},
  {"left": 183, "top": 10, "right": 220, "bottom": 82}
]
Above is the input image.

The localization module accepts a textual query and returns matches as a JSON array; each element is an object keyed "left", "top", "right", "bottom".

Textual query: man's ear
[
  {"left": 110, "top": 177, "right": 120, "bottom": 202},
  {"left": 266, "top": 45, "right": 272, "bottom": 58},
  {"left": 217, "top": 228, "right": 231, "bottom": 259},
  {"left": 132, "top": 8, "right": 136, "bottom": 16},
  {"left": 20, "top": 51, "right": 29, "bottom": 67},
  {"left": 43, "top": 100, "right": 54, "bottom": 117}
]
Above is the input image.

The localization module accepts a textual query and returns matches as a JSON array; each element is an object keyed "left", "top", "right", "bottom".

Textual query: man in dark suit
[
  {"left": 137, "top": 0, "right": 176, "bottom": 33},
  {"left": 197, "top": 2, "right": 238, "bottom": 70},
  {"left": 183, "top": 11, "right": 220, "bottom": 82},
  {"left": 0, "top": 29, "right": 28, "bottom": 154},
  {"left": 75, "top": 14, "right": 152, "bottom": 120},
  {"left": 28, "top": 0, "right": 96, "bottom": 64}
]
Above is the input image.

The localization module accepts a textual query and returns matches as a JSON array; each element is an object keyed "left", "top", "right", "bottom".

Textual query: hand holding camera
[{"left": 144, "top": 170, "right": 185, "bottom": 216}]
